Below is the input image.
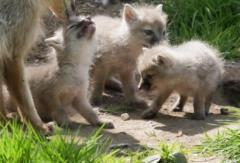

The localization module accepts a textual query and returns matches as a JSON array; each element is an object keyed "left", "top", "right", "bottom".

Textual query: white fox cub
[
  {"left": 90, "top": 4, "right": 168, "bottom": 106},
  {"left": 138, "top": 40, "right": 224, "bottom": 120},
  {"left": 5, "top": 17, "right": 114, "bottom": 129}
]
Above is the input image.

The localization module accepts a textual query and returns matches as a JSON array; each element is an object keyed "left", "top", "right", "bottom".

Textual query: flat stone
[
  {"left": 142, "top": 154, "right": 161, "bottom": 163},
  {"left": 172, "top": 152, "right": 188, "bottom": 163},
  {"left": 121, "top": 113, "right": 130, "bottom": 121}
]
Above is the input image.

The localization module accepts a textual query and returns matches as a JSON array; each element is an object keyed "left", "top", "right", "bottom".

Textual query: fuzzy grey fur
[
  {"left": 90, "top": 4, "right": 168, "bottom": 106},
  {"left": 5, "top": 17, "right": 114, "bottom": 129},
  {"left": 0, "top": 0, "right": 72, "bottom": 134},
  {"left": 138, "top": 40, "right": 224, "bottom": 120}
]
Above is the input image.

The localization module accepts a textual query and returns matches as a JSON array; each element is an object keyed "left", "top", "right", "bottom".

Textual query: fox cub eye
[{"left": 143, "top": 29, "right": 154, "bottom": 36}]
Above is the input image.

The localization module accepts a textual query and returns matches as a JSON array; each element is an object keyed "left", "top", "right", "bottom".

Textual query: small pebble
[
  {"left": 121, "top": 113, "right": 130, "bottom": 121},
  {"left": 142, "top": 154, "right": 161, "bottom": 163},
  {"left": 176, "top": 130, "right": 183, "bottom": 137}
]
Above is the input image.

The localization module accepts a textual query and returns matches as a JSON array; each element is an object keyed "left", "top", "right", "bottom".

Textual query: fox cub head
[
  {"left": 45, "top": 16, "right": 96, "bottom": 62},
  {"left": 122, "top": 4, "right": 168, "bottom": 47},
  {"left": 137, "top": 46, "right": 175, "bottom": 91}
]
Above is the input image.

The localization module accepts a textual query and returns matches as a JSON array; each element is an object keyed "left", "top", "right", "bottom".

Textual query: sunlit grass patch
[
  {"left": 0, "top": 122, "right": 187, "bottom": 162},
  {"left": 0, "top": 122, "right": 110, "bottom": 163},
  {"left": 194, "top": 129, "right": 240, "bottom": 163},
  {"left": 217, "top": 106, "right": 240, "bottom": 125}
]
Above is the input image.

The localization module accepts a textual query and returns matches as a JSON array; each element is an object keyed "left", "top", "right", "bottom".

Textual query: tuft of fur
[
  {"left": 138, "top": 40, "right": 224, "bottom": 120},
  {"left": 90, "top": 4, "right": 168, "bottom": 106},
  {"left": 5, "top": 17, "right": 114, "bottom": 129},
  {"left": 0, "top": 0, "right": 77, "bottom": 134}
]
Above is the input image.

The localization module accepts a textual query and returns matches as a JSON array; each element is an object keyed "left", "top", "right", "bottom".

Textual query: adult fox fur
[{"left": 0, "top": 0, "right": 75, "bottom": 134}]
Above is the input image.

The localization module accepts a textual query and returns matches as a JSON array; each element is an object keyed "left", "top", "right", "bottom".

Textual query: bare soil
[{"left": 64, "top": 90, "right": 238, "bottom": 162}]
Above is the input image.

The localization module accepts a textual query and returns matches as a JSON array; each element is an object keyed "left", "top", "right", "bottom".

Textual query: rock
[
  {"left": 110, "top": 143, "right": 147, "bottom": 151},
  {"left": 121, "top": 113, "right": 130, "bottom": 121},
  {"left": 110, "top": 143, "right": 129, "bottom": 150},
  {"left": 142, "top": 154, "right": 161, "bottom": 163},
  {"left": 172, "top": 152, "right": 187, "bottom": 163},
  {"left": 176, "top": 130, "right": 183, "bottom": 137}
]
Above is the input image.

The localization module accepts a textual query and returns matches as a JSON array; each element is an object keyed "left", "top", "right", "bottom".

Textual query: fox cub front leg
[
  {"left": 172, "top": 95, "right": 188, "bottom": 112},
  {"left": 192, "top": 93, "right": 206, "bottom": 120},
  {"left": 120, "top": 71, "right": 146, "bottom": 107},
  {"left": 73, "top": 96, "right": 114, "bottom": 129},
  {"left": 142, "top": 90, "right": 172, "bottom": 119},
  {"left": 91, "top": 67, "right": 108, "bottom": 106}
]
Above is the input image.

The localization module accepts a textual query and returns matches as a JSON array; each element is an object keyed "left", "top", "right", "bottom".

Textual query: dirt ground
[
  {"left": 27, "top": 1, "right": 240, "bottom": 162},
  {"left": 64, "top": 89, "right": 239, "bottom": 162}
]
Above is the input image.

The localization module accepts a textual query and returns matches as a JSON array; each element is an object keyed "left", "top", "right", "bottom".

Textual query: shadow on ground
[{"left": 92, "top": 91, "right": 239, "bottom": 136}]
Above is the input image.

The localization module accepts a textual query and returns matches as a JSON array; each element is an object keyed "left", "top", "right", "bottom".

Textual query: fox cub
[
  {"left": 5, "top": 17, "right": 114, "bottom": 129},
  {"left": 90, "top": 4, "right": 168, "bottom": 106},
  {"left": 138, "top": 40, "right": 224, "bottom": 120}
]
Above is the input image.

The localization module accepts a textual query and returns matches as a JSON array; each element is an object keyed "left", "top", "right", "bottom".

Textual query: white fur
[{"left": 139, "top": 40, "right": 224, "bottom": 95}]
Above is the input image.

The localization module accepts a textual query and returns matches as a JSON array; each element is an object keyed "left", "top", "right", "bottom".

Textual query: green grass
[
  {"left": 222, "top": 106, "right": 240, "bottom": 124},
  {"left": 192, "top": 107, "right": 240, "bottom": 162},
  {"left": 102, "top": 142, "right": 187, "bottom": 163},
  {"left": 194, "top": 129, "right": 240, "bottom": 163},
  {"left": 0, "top": 122, "right": 111, "bottom": 163},
  {"left": 138, "top": 0, "right": 240, "bottom": 60},
  {"left": 0, "top": 122, "right": 186, "bottom": 162}
]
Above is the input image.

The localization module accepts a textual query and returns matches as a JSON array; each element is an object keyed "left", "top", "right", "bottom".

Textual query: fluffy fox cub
[
  {"left": 138, "top": 40, "right": 224, "bottom": 120},
  {"left": 90, "top": 4, "right": 168, "bottom": 106},
  {"left": 6, "top": 17, "right": 113, "bottom": 129}
]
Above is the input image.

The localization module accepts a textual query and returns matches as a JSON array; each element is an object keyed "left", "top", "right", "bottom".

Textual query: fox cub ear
[
  {"left": 156, "top": 4, "right": 163, "bottom": 13},
  {"left": 123, "top": 4, "right": 139, "bottom": 24}
]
